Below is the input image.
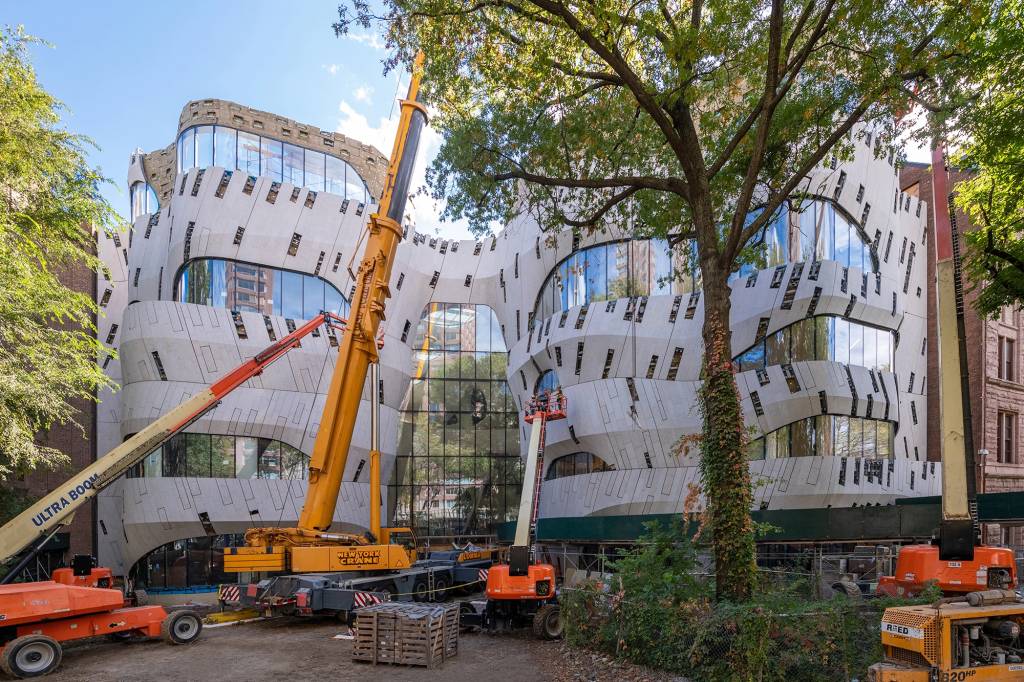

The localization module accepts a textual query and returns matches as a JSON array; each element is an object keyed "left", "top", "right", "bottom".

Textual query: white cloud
[
  {"left": 354, "top": 85, "right": 374, "bottom": 103},
  {"left": 322, "top": 63, "right": 340, "bottom": 76},
  {"left": 336, "top": 98, "right": 474, "bottom": 240},
  {"left": 344, "top": 32, "right": 386, "bottom": 50}
]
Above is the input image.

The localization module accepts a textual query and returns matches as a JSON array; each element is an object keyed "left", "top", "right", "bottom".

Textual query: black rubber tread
[
  {"left": 532, "top": 604, "right": 563, "bottom": 640},
  {"left": 1, "top": 634, "right": 63, "bottom": 678},
  {"left": 161, "top": 609, "right": 203, "bottom": 644}
]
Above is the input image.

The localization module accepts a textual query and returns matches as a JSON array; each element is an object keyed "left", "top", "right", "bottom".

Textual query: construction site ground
[{"left": 42, "top": 617, "right": 681, "bottom": 682}]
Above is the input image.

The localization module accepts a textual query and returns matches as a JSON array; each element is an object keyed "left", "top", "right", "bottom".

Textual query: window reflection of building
[
  {"left": 389, "top": 303, "right": 522, "bottom": 539},
  {"left": 545, "top": 452, "right": 614, "bottom": 480},
  {"left": 745, "top": 415, "right": 894, "bottom": 460},
  {"left": 734, "top": 316, "right": 895, "bottom": 373},
  {"left": 176, "top": 258, "right": 349, "bottom": 319},
  {"left": 535, "top": 199, "right": 875, "bottom": 321},
  {"left": 126, "top": 433, "right": 309, "bottom": 479},
  {"left": 535, "top": 370, "right": 558, "bottom": 394},
  {"left": 176, "top": 124, "right": 372, "bottom": 204}
]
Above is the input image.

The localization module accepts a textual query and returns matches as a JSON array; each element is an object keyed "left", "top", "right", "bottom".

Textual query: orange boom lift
[{"left": 868, "top": 148, "right": 1024, "bottom": 681}]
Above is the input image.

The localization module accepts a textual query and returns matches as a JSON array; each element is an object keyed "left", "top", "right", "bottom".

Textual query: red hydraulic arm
[{"left": 0, "top": 311, "right": 346, "bottom": 570}]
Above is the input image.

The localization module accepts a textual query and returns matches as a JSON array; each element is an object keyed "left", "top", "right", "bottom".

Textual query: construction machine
[
  {"left": 461, "top": 389, "right": 567, "bottom": 639},
  {"left": 218, "top": 54, "right": 495, "bottom": 617},
  {"left": 0, "top": 302, "right": 339, "bottom": 676},
  {"left": 868, "top": 149, "right": 1024, "bottom": 680},
  {"left": 874, "top": 146, "right": 1017, "bottom": 600}
]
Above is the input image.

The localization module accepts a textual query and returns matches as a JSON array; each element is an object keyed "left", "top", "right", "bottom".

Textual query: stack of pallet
[{"left": 352, "top": 602, "right": 459, "bottom": 668}]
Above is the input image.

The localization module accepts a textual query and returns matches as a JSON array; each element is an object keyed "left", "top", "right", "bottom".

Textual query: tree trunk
[{"left": 698, "top": 263, "right": 757, "bottom": 602}]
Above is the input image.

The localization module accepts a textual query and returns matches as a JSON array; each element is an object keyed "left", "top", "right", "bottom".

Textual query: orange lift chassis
[
  {"left": 868, "top": 148, "right": 1024, "bottom": 680},
  {"left": 0, "top": 309, "right": 339, "bottom": 678}
]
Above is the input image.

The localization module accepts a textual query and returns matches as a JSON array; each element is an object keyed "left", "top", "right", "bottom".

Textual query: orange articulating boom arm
[{"left": 0, "top": 311, "right": 344, "bottom": 568}]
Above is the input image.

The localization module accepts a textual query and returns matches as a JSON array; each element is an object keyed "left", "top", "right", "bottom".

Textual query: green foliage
[
  {"left": 951, "top": 1, "right": 1024, "bottom": 317},
  {"left": 562, "top": 522, "right": 932, "bottom": 681},
  {"left": 0, "top": 26, "right": 118, "bottom": 479},
  {"left": 338, "top": 0, "right": 1000, "bottom": 601}
]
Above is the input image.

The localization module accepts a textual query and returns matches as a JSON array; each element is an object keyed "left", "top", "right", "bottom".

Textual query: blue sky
[{"left": 11, "top": 1, "right": 473, "bottom": 238}]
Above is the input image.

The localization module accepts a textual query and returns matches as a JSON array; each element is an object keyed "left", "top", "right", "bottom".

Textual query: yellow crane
[{"left": 223, "top": 53, "right": 428, "bottom": 575}]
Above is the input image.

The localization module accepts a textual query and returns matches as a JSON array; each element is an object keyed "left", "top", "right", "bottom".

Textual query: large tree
[
  {"left": 0, "top": 27, "right": 117, "bottom": 481},
  {"left": 950, "top": 0, "right": 1024, "bottom": 317},
  {"left": 338, "top": 0, "right": 991, "bottom": 600}
]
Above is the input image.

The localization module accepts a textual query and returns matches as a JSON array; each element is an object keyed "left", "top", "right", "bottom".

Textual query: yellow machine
[
  {"left": 869, "top": 148, "right": 1024, "bottom": 679},
  {"left": 870, "top": 591, "right": 1024, "bottom": 681},
  {"left": 225, "top": 54, "right": 428, "bottom": 575}
]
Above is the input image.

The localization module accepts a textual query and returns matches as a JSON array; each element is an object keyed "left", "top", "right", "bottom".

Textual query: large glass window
[
  {"left": 130, "top": 533, "right": 245, "bottom": 591},
  {"left": 176, "top": 125, "right": 372, "bottom": 202},
  {"left": 535, "top": 238, "right": 699, "bottom": 321},
  {"left": 734, "top": 315, "right": 895, "bottom": 373},
  {"left": 544, "top": 452, "right": 614, "bottom": 480},
  {"left": 126, "top": 433, "right": 309, "bottom": 479},
  {"left": 129, "top": 181, "right": 159, "bottom": 221},
  {"left": 175, "top": 258, "right": 349, "bottom": 320},
  {"left": 390, "top": 303, "right": 522, "bottom": 539},
  {"left": 746, "top": 415, "right": 895, "bottom": 460},
  {"left": 534, "top": 199, "right": 874, "bottom": 321}
]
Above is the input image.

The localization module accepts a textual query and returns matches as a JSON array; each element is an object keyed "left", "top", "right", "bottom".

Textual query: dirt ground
[{"left": 40, "top": 617, "right": 679, "bottom": 682}]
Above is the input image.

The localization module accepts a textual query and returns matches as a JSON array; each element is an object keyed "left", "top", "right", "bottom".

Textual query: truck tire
[
  {"left": 432, "top": 576, "right": 448, "bottom": 602},
  {"left": 412, "top": 579, "right": 430, "bottom": 602},
  {"left": 1, "top": 634, "right": 63, "bottom": 678},
  {"left": 532, "top": 604, "right": 563, "bottom": 640},
  {"left": 161, "top": 609, "right": 203, "bottom": 644}
]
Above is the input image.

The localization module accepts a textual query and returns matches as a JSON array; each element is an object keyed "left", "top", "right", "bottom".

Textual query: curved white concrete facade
[{"left": 96, "top": 103, "right": 936, "bottom": 575}]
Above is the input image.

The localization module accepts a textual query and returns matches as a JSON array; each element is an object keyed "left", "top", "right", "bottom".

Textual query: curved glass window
[
  {"left": 745, "top": 415, "right": 894, "bottom": 460},
  {"left": 131, "top": 534, "right": 245, "bottom": 591},
  {"left": 535, "top": 199, "right": 873, "bottom": 321},
  {"left": 545, "top": 452, "right": 615, "bottom": 480},
  {"left": 390, "top": 303, "right": 523, "bottom": 539},
  {"left": 126, "top": 433, "right": 310, "bottom": 479},
  {"left": 749, "top": 199, "right": 875, "bottom": 273},
  {"left": 129, "top": 181, "right": 159, "bottom": 221},
  {"left": 176, "top": 258, "right": 349, "bottom": 319},
  {"left": 535, "top": 238, "right": 700, "bottom": 320},
  {"left": 535, "top": 370, "right": 558, "bottom": 394},
  {"left": 734, "top": 316, "right": 894, "bottom": 373},
  {"left": 176, "top": 124, "right": 373, "bottom": 203}
]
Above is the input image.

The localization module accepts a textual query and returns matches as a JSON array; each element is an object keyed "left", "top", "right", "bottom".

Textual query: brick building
[
  {"left": 15, "top": 251, "right": 98, "bottom": 563},
  {"left": 902, "top": 162, "right": 1024, "bottom": 548}
]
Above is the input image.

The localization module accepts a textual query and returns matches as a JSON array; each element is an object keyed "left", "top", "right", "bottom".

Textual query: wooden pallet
[{"left": 352, "top": 602, "right": 460, "bottom": 668}]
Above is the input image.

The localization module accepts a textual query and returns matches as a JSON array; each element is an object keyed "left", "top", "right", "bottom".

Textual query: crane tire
[
  {"left": 162, "top": 609, "right": 203, "bottom": 644},
  {"left": 532, "top": 604, "right": 563, "bottom": 640},
  {"left": 1, "top": 634, "right": 63, "bottom": 678}
]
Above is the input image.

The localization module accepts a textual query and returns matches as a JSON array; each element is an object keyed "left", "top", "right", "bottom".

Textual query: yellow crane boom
[{"left": 225, "top": 53, "right": 428, "bottom": 574}]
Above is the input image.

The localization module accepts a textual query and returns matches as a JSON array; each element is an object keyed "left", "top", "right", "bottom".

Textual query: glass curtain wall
[
  {"left": 176, "top": 258, "right": 349, "bottom": 319},
  {"left": 734, "top": 316, "right": 895, "bottom": 373},
  {"left": 176, "top": 125, "right": 372, "bottom": 204},
  {"left": 389, "top": 303, "right": 522, "bottom": 539},
  {"left": 745, "top": 415, "right": 894, "bottom": 460},
  {"left": 126, "top": 433, "right": 309, "bottom": 479}
]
